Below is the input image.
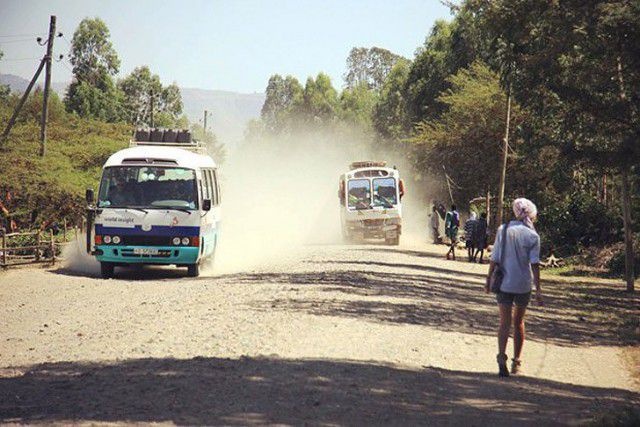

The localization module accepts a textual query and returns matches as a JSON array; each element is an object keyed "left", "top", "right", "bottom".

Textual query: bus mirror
[
  {"left": 86, "top": 188, "right": 95, "bottom": 204},
  {"left": 203, "top": 199, "right": 212, "bottom": 211}
]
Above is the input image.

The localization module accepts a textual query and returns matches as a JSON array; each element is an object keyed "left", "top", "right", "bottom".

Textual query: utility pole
[
  {"left": 39, "top": 15, "right": 56, "bottom": 157},
  {"left": 495, "top": 82, "right": 512, "bottom": 229},
  {"left": 203, "top": 110, "right": 208, "bottom": 133},
  {"left": 149, "top": 90, "right": 154, "bottom": 128},
  {"left": 1, "top": 59, "right": 45, "bottom": 142}
]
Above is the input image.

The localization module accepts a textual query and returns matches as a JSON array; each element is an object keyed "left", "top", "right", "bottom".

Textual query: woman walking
[{"left": 485, "top": 198, "right": 543, "bottom": 377}]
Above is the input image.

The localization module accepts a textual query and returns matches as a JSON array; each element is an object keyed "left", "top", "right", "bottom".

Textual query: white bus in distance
[
  {"left": 338, "top": 161, "right": 404, "bottom": 245},
  {"left": 85, "top": 130, "right": 221, "bottom": 278}
]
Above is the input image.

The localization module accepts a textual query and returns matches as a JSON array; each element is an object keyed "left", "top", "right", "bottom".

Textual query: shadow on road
[
  {"left": 214, "top": 259, "right": 638, "bottom": 348},
  {"left": 1, "top": 356, "right": 637, "bottom": 425},
  {"left": 51, "top": 265, "right": 190, "bottom": 281}
]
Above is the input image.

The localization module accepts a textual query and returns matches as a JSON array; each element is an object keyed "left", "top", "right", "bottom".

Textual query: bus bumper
[{"left": 94, "top": 245, "right": 199, "bottom": 265}]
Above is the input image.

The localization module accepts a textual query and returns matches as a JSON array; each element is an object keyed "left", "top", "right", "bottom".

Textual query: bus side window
[
  {"left": 206, "top": 170, "right": 215, "bottom": 205},
  {"left": 212, "top": 170, "right": 220, "bottom": 205},
  {"left": 202, "top": 170, "right": 210, "bottom": 201}
]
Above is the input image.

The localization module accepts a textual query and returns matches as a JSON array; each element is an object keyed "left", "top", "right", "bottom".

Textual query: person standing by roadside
[
  {"left": 464, "top": 212, "right": 478, "bottom": 261},
  {"left": 472, "top": 212, "right": 489, "bottom": 263},
  {"left": 444, "top": 205, "right": 459, "bottom": 260},
  {"left": 430, "top": 205, "right": 441, "bottom": 244},
  {"left": 485, "top": 198, "right": 543, "bottom": 377}
]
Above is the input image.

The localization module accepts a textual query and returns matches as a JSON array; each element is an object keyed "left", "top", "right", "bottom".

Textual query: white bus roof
[
  {"left": 344, "top": 166, "right": 399, "bottom": 177},
  {"left": 104, "top": 146, "right": 217, "bottom": 169}
]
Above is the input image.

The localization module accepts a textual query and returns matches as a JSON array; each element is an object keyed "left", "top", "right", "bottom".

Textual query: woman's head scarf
[{"left": 513, "top": 198, "right": 537, "bottom": 229}]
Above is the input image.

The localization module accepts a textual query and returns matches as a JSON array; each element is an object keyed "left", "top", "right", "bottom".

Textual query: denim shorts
[{"left": 496, "top": 291, "right": 531, "bottom": 307}]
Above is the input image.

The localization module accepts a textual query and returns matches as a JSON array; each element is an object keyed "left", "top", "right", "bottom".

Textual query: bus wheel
[
  {"left": 187, "top": 263, "right": 200, "bottom": 277},
  {"left": 100, "top": 262, "right": 115, "bottom": 279},
  {"left": 385, "top": 236, "right": 400, "bottom": 246}
]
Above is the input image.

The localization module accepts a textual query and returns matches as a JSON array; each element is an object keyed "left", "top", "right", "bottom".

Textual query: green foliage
[
  {"left": 0, "top": 98, "right": 130, "bottom": 228},
  {"left": 191, "top": 123, "right": 226, "bottom": 165},
  {"left": 410, "top": 61, "right": 519, "bottom": 206},
  {"left": 260, "top": 74, "right": 303, "bottom": 134},
  {"left": 299, "top": 73, "right": 340, "bottom": 126},
  {"left": 538, "top": 192, "right": 623, "bottom": 256},
  {"left": 339, "top": 82, "right": 378, "bottom": 129},
  {"left": 118, "top": 66, "right": 184, "bottom": 126},
  {"left": 0, "top": 49, "right": 9, "bottom": 100},
  {"left": 344, "top": 47, "right": 404, "bottom": 90},
  {"left": 64, "top": 17, "right": 123, "bottom": 121},
  {"left": 64, "top": 80, "right": 124, "bottom": 122},
  {"left": 606, "top": 237, "right": 640, "bottom": 279},
  {"left": 373, "top": 58, "right": 412, "bottom": 142},
  {"left": 471, "top": 0, "right": 640, "bottom": 170}
]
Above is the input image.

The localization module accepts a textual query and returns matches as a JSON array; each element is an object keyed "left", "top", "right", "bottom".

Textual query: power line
[
  {"left": 0, "top": 38, "right": 39, "bottom": 44},
  {"left": 1, "top": 57, "right": 43, "bottom": 61},
  {"left": 0, "top": 33, "right": 44, "bottom": 38},
  {"left": 61, "top": 33, "right": 72, "bottom": 47}
]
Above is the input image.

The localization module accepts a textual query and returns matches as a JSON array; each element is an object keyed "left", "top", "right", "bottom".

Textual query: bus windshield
[
  {"left": 348, "top": 179, "right": 371, "bottom": 209},
  {"left": 98, "top": 166, "right": 198, "bottom": 210},
  {"left": 373, "top": 177, "right": 397, "bottom": 208}
]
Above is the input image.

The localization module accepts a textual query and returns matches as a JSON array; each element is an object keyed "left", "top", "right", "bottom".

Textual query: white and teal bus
[{"left": 86, "top": 130, "right": 221, "bottom": 278}]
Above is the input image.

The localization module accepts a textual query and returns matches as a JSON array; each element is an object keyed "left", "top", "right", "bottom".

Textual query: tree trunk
[
  {"left": 496, "top": 83, "right": 512, "bottom": 230},
  {"left": 621, "top": 168, "right": 635, "bottom": 292}
]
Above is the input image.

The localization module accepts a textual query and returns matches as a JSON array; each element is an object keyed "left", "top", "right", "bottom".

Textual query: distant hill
[{"left": 0, "top": 73, "right": 264, "bottom": 148}]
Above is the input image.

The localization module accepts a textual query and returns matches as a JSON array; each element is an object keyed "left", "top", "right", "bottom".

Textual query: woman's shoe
[
  {"left": 511, "top": 359, "right": 522, "bottom": 375},
  {"left": 497, "top": 353, "right": 510, "bottom": 377}
]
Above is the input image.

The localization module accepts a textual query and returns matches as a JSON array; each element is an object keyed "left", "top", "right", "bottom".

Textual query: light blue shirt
[{"left": 491, "top": 220, "right": 541, "bottom": 294}]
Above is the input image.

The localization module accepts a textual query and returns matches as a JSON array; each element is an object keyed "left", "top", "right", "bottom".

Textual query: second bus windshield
[{"left": 348, "top": 178, "right": 397, "bottom": 209}]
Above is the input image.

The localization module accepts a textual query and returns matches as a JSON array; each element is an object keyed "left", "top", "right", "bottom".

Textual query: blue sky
[{"left": 0, "top": 0, "right": 452, "bottom": 93}]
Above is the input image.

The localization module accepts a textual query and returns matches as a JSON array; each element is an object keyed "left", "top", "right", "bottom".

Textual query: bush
[
  {"left": 606, "top": 236, "right": 640, "bottom": 279},
  {"left": 537, "top": 191, "right": 622, "bottom": 256}
]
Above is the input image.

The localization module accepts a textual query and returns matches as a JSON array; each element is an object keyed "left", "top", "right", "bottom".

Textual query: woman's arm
[
  {"left": 485, "top": 261, "right": 496, "bottom": 293},
  {"left": 532, "top": 263, "right": 543, "bottom": 305}
]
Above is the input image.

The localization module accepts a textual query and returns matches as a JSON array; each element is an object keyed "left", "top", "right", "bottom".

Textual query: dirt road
[{"left": 1, "top": 243, "right": 638, "bottom": 425}]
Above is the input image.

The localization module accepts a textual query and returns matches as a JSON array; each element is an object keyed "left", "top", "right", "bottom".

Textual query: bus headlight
[
  {"left": 103, "top": 235, "right": 112, "bottom": 244},
  {"left": 181, "top": 237, "right": 190, "bottom": 246},
  {"left": 112, "top": 236, "right": 121, "bottom": 244},
  {"left": 172, "top": 237, "right": 181, "bottom": 245}
]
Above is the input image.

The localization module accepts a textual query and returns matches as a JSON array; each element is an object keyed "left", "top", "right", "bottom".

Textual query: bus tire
[
  {"left": 385, "top": 236, "right": 400, "bottom": 246},
  {"left": 187, "top": 263, "right": 200, "bottom": 277},
  {"left": 100, "top": 262, "right": 115, "bottom": 279}
]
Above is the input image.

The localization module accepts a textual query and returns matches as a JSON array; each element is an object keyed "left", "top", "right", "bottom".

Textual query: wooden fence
[{"left": 0, "top": 221, "right": 79, "bottom": 269}]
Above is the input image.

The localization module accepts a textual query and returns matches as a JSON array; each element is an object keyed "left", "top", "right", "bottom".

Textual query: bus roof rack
[
  {"left": 350, "top": 161, "right": 387, "bottom": 170},
  {"left": 130, "top": 128, "right": 207, "bottom": 154}
]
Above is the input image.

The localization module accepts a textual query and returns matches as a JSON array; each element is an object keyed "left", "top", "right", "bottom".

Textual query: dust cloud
[
  {"left": 211, "top": 133, "right": 430, "bottom": 274},
  {"left": 62, "top": 232, "right": 101, "bottom": 276},
  {"left": 62, "top": 132, "right": 432, "bottom": 277}
]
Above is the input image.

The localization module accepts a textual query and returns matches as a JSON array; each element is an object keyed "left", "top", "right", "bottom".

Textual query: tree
[
  {"left": 260, "top": 74, "right": 303, "bottom": 133},
  {"left": 373, "top": 58, "right": 412, "bottom": 141},
  {"left": 191, "top": 123, "right": 226, "bottom": 165},
  {"left": 471, "top": 0, "right": 639, "bottom": 290},
  {"left": 410, "top": 61, "right": 523, "bottom": 207},
  {"left": 0, "top": 49, "right": 9, "bottom": 101},
  {"left": 339, "top": 82, "right": 378, "bottom": 128},
  {"left": 298, "top": 73, "right": 340, "bottom": 126},
  {"left": 64, "top": 17, "right": 122, "bottom": 121},
  {"left": 344, "top": 47, "right": 403, "bottom": 91},
  {"left": 118, "top": 66, "right": 183, "bottom": 127}
]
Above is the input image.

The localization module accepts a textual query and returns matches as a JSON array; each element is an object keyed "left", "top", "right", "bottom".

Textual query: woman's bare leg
[
  {"left": 513, "top": 305, "right": 527, "bottom": 360},
  {"left": 498, "top": 304, "right": 512, "bottom": 356}
]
